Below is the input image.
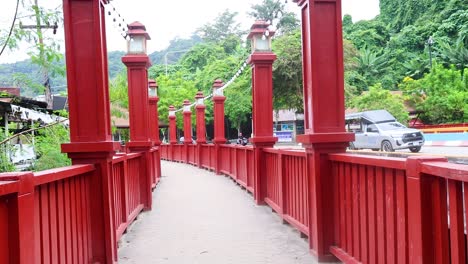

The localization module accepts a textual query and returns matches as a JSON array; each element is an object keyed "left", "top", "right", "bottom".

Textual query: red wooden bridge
[{"left": 1, "top": 0, "right": 468, "bottom": 263}]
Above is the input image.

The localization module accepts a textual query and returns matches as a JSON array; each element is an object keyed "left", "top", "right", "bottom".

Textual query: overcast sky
[{"left": 0, "top": 0, "right": 379, "bottom": 64}]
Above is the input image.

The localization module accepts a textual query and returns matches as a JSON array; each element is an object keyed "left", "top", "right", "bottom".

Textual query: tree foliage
[
  {"left": 399, "top": 64, "right": 468, "bottom": 124},
  {"left": 248, "top": 0, "right": 299, "bottom": 34},
  {"left": 350, "top": 83, "right": 409, "bottom": 123},
  {"left": 32, "top": 123, "right": 71, "bottom": 171}
]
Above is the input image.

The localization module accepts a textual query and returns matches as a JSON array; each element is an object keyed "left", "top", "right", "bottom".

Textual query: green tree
[
  {"left": 10, "top": 1, "right": 64, "bottom": 108},
  {"left": 33, "top": 124, "right": 71, "bottom": 171},
  {"left": 248, "top": 0, "right": 299, "bottom": 34},
  {"left": 196, "top": 10, "right": 244, "bottom": 44},
  {"left": 0, "top": 128, "right": 15, "bottom": 172},
  {"left": 272, "top": 29, "right": 303, "bottom": 111},
  {"left": 351, "top": 83, "right": 409, "bottom": 123},
  {"left": 155, "top": 72, "right": 198, "bottom": 129},
  {"left": 399, "top": 64, "right": 468, "bottom": 123}
]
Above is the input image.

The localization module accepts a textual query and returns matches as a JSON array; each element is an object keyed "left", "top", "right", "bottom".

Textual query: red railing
[
  {"left": 329, "top": 154, "right": 407, "bottom": 263},
  {"left": 165, "top": 143, "right": 468, "bottom": 263},
  {"left": 263, "top": 149, "right": 309, "bottom": 237},
  {"left": 201, "top": 144, "right": 215, "bottom": 170},
  {"left": 188, "top": 145, "right": 196, "bottom": 165},
  {"left": 0, "top": 150, "right": 155, "bottom": 263},
  {"left": 328, "top": 153, "right": 468, "bottom": 264},
  {"left": 0, "top": 165, "right": 95, "bottom": 263}
]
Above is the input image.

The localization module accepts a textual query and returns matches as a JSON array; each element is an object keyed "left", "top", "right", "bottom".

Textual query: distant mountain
[{"left": 0, "top": 34, "right": 201, "bottom": 97}]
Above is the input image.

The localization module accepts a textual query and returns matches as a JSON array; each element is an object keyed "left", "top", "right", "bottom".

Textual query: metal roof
[{"left": 345, "top": 110, "right": 396, "bottom": 124}]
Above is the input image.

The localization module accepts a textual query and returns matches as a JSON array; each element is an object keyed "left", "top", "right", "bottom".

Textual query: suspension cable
[{"left": 173, "top": 57, "right": 249, "bottom": 113}]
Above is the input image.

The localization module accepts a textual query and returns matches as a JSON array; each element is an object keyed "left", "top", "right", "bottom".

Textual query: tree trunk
[{"left": 34, "top": 0, "right": 53, "bottom": 109}]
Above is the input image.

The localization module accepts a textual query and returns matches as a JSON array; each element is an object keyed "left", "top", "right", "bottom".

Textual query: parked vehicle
[{"left": 345, "top": 110, "right": 425, "bottom": 152}]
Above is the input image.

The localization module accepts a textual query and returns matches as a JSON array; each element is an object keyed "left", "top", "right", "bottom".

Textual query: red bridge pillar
[
  {"left": 292, "top": 0, "right": 354, "bottom": 261},
  {"left": 168, "top": 105, "right": 177, "bottom": 161},
  {"left": 61, "top": 0, "right": 120, "bottom": 262},
  {"left": 122, "top": 21, "right": 153, "bottom": 211},
  {"left": 183, "top": 99, "right": 193, "bottom": 163},
  {"left": 195, "top": 92, "right": 206, "bottom": 168},
  {"left": 247, "top": 21, "right": 278, "bottom": 205},
  {"left": 212, "top": 79, "right": 226, "bottom": 174},
  {"left": 149, "top": 79, "right": 161, "bottom": 185}
]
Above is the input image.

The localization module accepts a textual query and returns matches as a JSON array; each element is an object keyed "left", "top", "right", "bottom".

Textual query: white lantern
[
  {"left": 248, "top": 21, "right": 274, "bottom": 52},
  {"left": 148, "top": 79, "right": 158, "bottom": 97},
  {"left": 126, "top": 22, "right": 150, "bottom": 55}
]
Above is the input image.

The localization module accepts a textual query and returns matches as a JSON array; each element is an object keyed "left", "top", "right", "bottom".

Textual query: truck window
[{"left": 367, "top": 124, "right": 378, "bottom": 133}]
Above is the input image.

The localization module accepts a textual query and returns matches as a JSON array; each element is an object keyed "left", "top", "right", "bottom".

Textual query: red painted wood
[
  {"left": 182, "top": 100, "right": 193, "bottom": 145},
  {"left": 367, "top": 166, "right": 377, "bottom": 264},
  {"left": 421, "top": 161, "right": 468, "bottom": 181},
  {"left": 375, "top": 168, "right": 387, "bottom": 263},
  {"left": 384, "top": 169, "right": 396, "bottom": 264},
  {"left": 56, "top": 181, "right": 66, "bottom": 264},
  {"left": 329, "top": 153, "right": 406, "bottom": 170},
  {"left": 123, "top": 54, "right": 151, "bottom": 143},
  {"left": 395, "top": 170, "right": 408, "bottom": 264},
  {"left": 34, "top": 164, "right": 95, "bottom": 186},
  {"left": 212, "top": 80, "right": 226, "bottom": 144},
  {"left": 431, "top": 178, "right": 449, "bottom": 264},
  {"left": 351, "top": 164, "right": 360, "bottom": 260},
  {"left": 448, "top": 180, "right": 466, "bottom": 264},
  {"left": 359, "top": 165, "right": 368, "bottom": 264},
  {"left": 149, "top": 96, "right": 160, "bottom": 145},
  {"left": 330, "top": 246, "right": 361, "bottom": 264},
  {"left": 195, "top": 92, "right": 206, "bottom": 144},
  {"left": 338, "top": 163, "right": 346, "bottom": 250},
  {"left": 48, "top": 182, "right": 59, "bottom": 264},
  {"left": 0, "top": 197, "right": 9, "bottom": 263},
  {"left": 62, "top": 0, "right": 112, "bottom": 143},
  {"left": 63, "top": 180, "right": 72, "bottom": 264}
]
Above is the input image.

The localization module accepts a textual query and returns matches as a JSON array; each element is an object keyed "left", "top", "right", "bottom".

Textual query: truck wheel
[
  {"left": 409, "top": 146, "right": 421, "bottom": 153},
  {"left": 381, "top": 140, "right": 395, "bottom": 152},
  {"left": 349, "top": 142, "right": 356, "bottom": 150}
]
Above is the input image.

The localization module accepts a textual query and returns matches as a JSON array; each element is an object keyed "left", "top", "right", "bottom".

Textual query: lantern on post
[
  {"left": 148, "top": 79, "right": 160, "bottom": 145},
  {"left": 248, "top": 20, "right": 274, "bottom": 52},
  {"left": 247, "top": 20, "right": 278, "bottom": 205},
  {"left": 168, "top": 105, "right": 177, "bottom": 145},
  {"left": 182, "top": 99, "right": 192, "bottom": 144},
  {"left": 148, "top": 79, "right": 158, "bottom": 97},
  {"left": 126, "top": 22, "right": 150, "bottom": 54},
  {"left": 195, "top": 91, "right": 206, "bottom": 144}
]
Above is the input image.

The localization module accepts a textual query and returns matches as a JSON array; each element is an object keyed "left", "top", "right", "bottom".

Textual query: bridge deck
[{"left": 118, "top": 161, "right": 320, "bottom": 263}]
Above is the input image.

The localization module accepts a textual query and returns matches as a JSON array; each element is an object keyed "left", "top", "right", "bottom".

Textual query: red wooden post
[
  {"left": 149, "top": 79, "right": 162, "bottom": 183},
  {"left": 406, "top": 156, "right": 448, "bottom": 263},
  {"left": 195, "top": 91, "right": 206, "bottom": 168},
  {"left": 148, "top": 79, "right": 160, "bottom": 145},
  {"left": 212, "top": 79, "right": 226, "bottom": 175},
  {"left": 168, "top": 105, "right": 177, "bottom": 161},
  {"left": 0, "top": 172, "right": 35, "bottom": 264},
  {"left": 122, "top": 22, "right": 153, "bottom": 211},
  {"left": 292, "top": 0, "right": 354, "bottom": 260},
  {"left": 183, "top": 99, "right": 193, "bottom": 163},
  {"left": 247, "top": 21, "right": 278, "bottom": 205},
  {"left": 61, "top": 0, "right": 120, "bottom": 262}
]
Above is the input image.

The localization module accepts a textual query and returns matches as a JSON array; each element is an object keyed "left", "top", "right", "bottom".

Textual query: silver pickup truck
[{"left": 345, "top": 110, "right": 425, "bottom": 152}]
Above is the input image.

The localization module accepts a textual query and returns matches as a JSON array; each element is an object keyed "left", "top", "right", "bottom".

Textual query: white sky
[{"left": 0, "top": 0, "right": 379, "bottom": 64}]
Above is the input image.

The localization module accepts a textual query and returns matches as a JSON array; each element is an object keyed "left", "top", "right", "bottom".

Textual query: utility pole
[
  {"left": 20, "top": 0, "right": 58, "bottom": 109},
  {"left": 164, "top": 49, "right": 189, "bottom": 76}
]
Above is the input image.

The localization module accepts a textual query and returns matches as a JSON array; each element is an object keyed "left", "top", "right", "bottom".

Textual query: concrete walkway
[{"left": 118, "top": 161, "right": 319, "bottom": 264}]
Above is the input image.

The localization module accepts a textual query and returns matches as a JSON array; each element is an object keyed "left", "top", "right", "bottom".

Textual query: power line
[{"left": 0, "top": 0, "right": 20, "bottom": 57}]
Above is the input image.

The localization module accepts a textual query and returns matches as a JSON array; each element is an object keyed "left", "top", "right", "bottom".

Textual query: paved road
[{"left": 118, "top": 161, "right": 321, "bottom": 264}]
